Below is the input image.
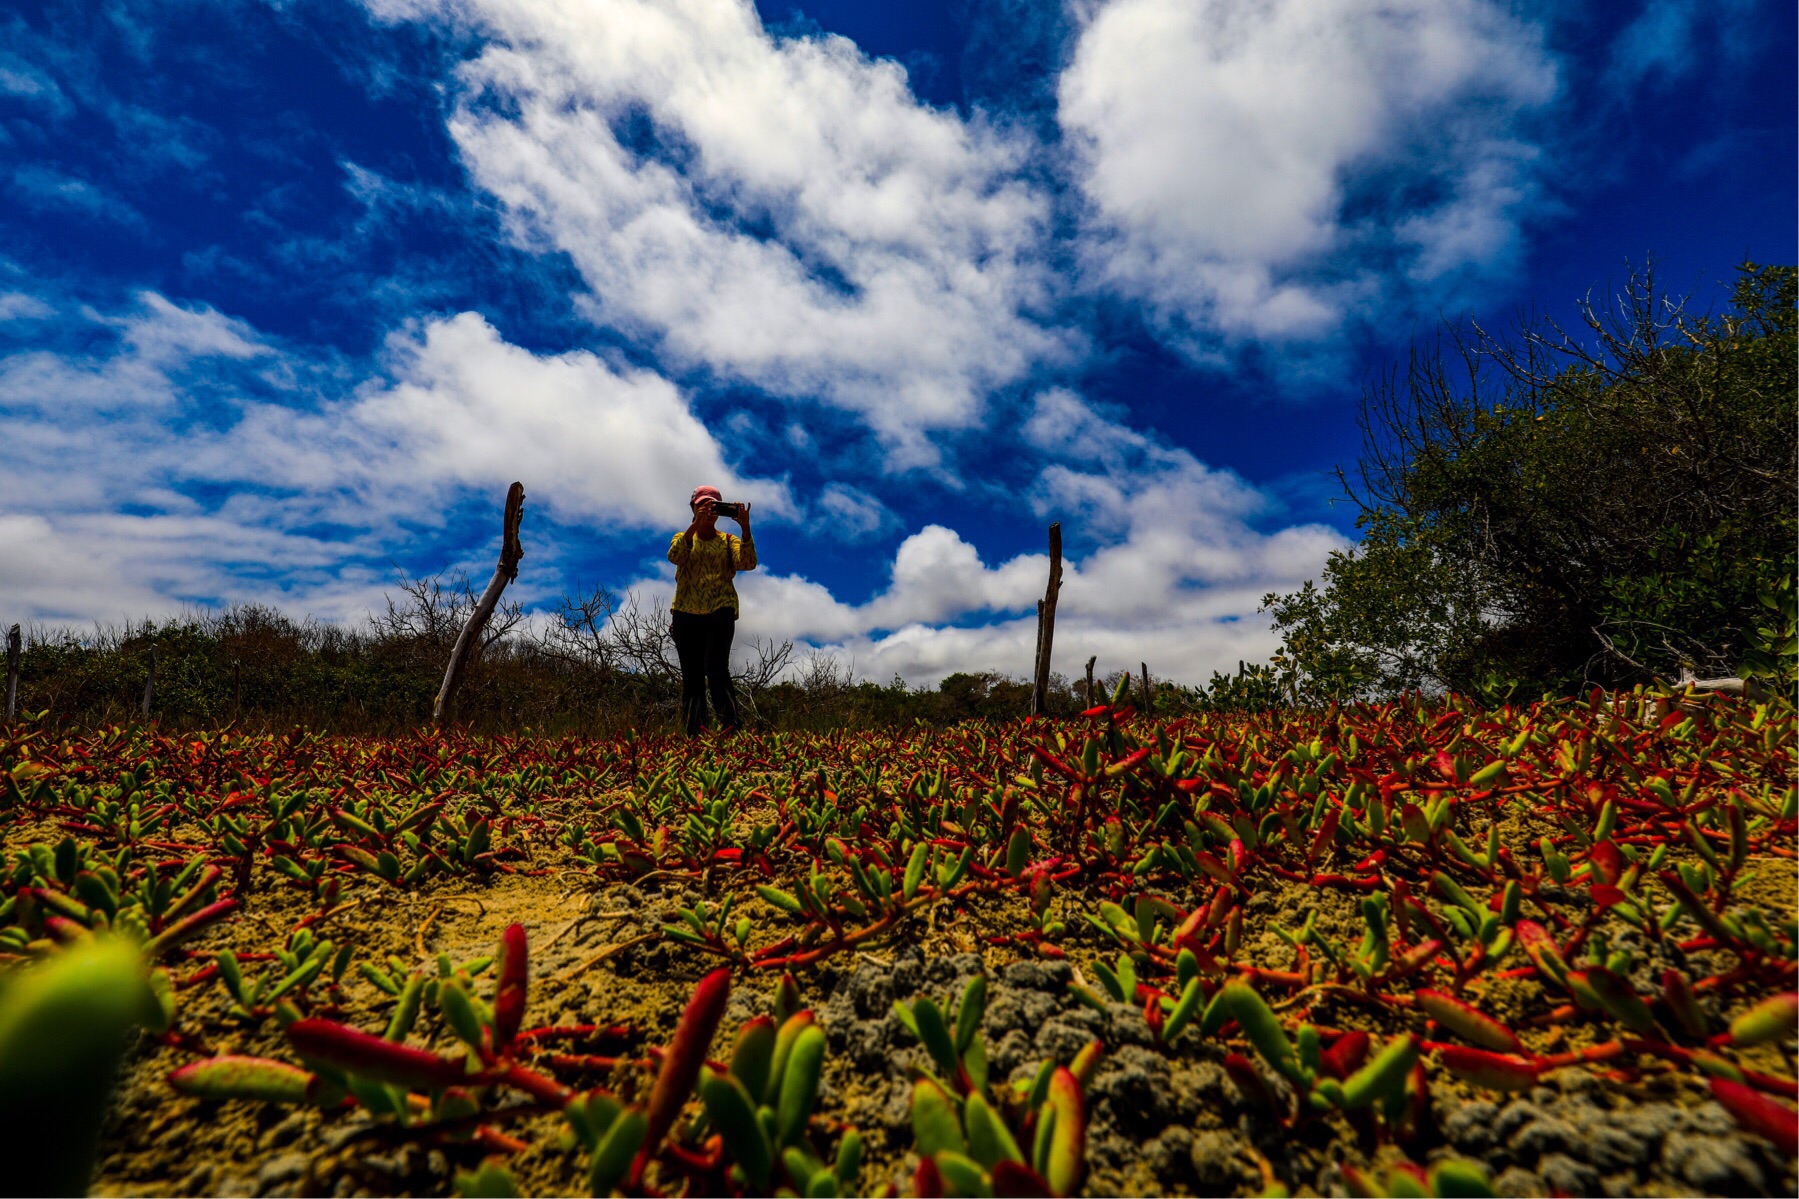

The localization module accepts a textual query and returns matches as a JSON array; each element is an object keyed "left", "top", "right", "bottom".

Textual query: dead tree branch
[{"left": 433, "top": 482, "right": 525, "bottom": 726}]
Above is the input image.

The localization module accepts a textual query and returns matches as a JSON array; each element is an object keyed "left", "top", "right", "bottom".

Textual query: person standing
[{"left": 668, "top": 485, "right": 756, "bottom": 735}]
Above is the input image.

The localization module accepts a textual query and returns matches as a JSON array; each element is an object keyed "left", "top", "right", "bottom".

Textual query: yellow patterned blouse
[{"left": 667, "top": 531, "right": 758, "bottom": 615}]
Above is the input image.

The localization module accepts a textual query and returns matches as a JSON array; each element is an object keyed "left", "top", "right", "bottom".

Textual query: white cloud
[
  {"left": 0, "top": 292, "right": 53, "bottom": 321},
  {"left": 0, "top": 291, "right": 789, "bottom": 622},
  {"left": 814, "top": 482, "right": 897, "bottom": 542},
  {"left": 370, "top": 0, "right": 1072, "bottom": 467},
  {"left": 1058, "top": 0, "right": 1557, "bottom": 348},
  {"left": 0, "top": 511, "right": 385, "bottom": 626},
  {"left": 342, "top": 311, "right": 792, "bottom": 527}
]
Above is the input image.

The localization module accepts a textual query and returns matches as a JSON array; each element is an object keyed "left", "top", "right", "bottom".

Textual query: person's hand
[
  {"left": 686, "top": 499, "right": 716, "bottom": 535},
  {"left": 734, "top": 500, "right": 751, "bottom": 529}
]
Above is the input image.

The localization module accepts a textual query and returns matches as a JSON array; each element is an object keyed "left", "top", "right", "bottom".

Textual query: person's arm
[
  {"left": 668, "top": 530, "right": 694, "bottom": 565},
  {"left": 731, "top": 503, "right": 756, "bottom": 571}
]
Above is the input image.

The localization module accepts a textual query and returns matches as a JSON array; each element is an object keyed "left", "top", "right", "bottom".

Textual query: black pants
[{"left": 671, "top": 608, "right": 739, "bottom": 735}]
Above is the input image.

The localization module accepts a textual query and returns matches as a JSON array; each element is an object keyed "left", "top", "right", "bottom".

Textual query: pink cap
[{"left": 690, "top": 485, "right": 722, "bottom": 506}]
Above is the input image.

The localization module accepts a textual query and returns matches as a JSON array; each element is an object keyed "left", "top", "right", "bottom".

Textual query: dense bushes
[
  {"left": 1265, "top": 261, "right": 1797, "bottom": 704},
  {"left": 3, "top": 597, "right": 1133, "bottom": 733}
]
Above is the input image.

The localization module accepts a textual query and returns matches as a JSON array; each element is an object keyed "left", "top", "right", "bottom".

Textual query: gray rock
[
  {"left": 1538, "top": 1153, "right": 1600, "bottom": 1195},
  {"left": 1663, "top": 1130, "right": 1766, "bottom": 1193},
  {"left": 1683, "top": 1101, "right": 1738, "bottom": 1137},
  {"left": 1003, "top": 960, "right": 1072, "bottom": 991},
  {"left": 177, "top": 1164, "right": 216, "bottom": 1195},
  {"left": 1491, "top": 1101, "right": 1545, "bottom": 1143},
  {"left": 844, "top": 960, "right": 898, "bottom": 1019},
  {"left": 1442, "top": 1100, "right": 1501, "bottom": 1153},
  {"left": 1190, "top": 1128, "right": 1249, "bottom": 1189},
  {"left": 1585, "top": 1122, "right": 1648, "bottom": 1172},
  {"left": 1619, "top": 1106, "right": 1679, "bottom": 1152},
  {"left": 1180, "top": 1060, "right": 1232, "bottom": 1105},
  {"left": 989, "top": 1028, "right": 1033, "bottom": 1076},
  {"left": 1015, "top": 989, "right": 1058, "bottom": 1030},
  {"left": 838, "top": 1018, "right": 893, "bottom": 1070},
  {"left": 1554, "top": 1067, "right": 1602, "bottom": 1096},
  {"left": 1103, "top": 1002, "right": 1155, "bottom": 1046},
  {"left": 256, "top": 1111, "right": 308, "bottom": 1152},
  {"left": 1511, "top": 1116, "right": 1580, "bottom": 1161},
  {"left": 1034, "top": 1019, "right": 1096, "bottom": 1062},
  {"left": 1091, "top": 1045, "right": 1173, "bottom": 1126},
  {"left": 1493, "top": 1166, "right": 1542, "bottom": 1197},
  {"left": 924, "top": 953, "right": 984, "bottom": 989},
  {"left": 256, "top": 1152, "right": 309, "bottom": 1191},
  {"left": 1141, "top": 1125, "right": 1192, "bottom": 1183}
]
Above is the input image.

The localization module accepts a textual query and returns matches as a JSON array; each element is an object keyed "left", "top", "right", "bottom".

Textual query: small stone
[
  {"left": 846, "top": 960, "right": 897, "bottom": 1019},
  {"left": 177, "top": 1164, "right": 215, "bottom": 1195},
  {"left": 1190, "top": 1128, "right": 1248, "bottom": 1188},
  {"left": 256, "top": 1152, "right": 309, "bottom": 1190},
  {"left": 989, "top": 1028, "right": 1033, "bottom": 1075},
  {"left": 1683, "top": 1101, "right": 1737, "bottom": 1136},
  {"left": 1612, "top": 1104, "right": 1679, "bottom": 1146},
  {"left": 1491, "top": 1101, "right": 1544, "bottom": 1142},
  {"left": 215, "top": 1174, "right": 256, "bottom": 1198},
  {"left": 1554, "top": 1067, "right": 1602, "bottom": 1095},
  {"left": 1585, "top": 1123, "right": 1647, "bottom": 1172},
  {"left": 257, "top": 1111, "right": 309, "bottom": 1152},
  {"left": 1034, "top": 1019, "right": 1095, "bottom": 1062},
  {"left": 1511, "top": 1116, "right": 1580, "bottom": 1160},
  {"left": 1537, "top": 1153, "right": 1599, "bottom": 1195},
  {"left": 1103, "top": 1003, "right": 1154, "bottom": 1046},
  {"left": 1663, "top": 1130, "right": 1766, "bottom": 1193},
  {"left": 1493, "top": 1166, "right": 1542, "bottom": 1197},
  {"left": 1180, "top": 1060, "right": 1231, "bottom": 1105},
  {"left": 1442, "top": 1100, "right": 1500, "bottom": 1153},
  {"left": 923, "top": 952, "right": 984, "bottom": 988},
  {"left": 1141, "top": 1125, "right": 1192, "bottom": 1181},
  {"left": 1003, "top": 960, "right": 1072, "bottom": 991},
  {"left": 1091, "top": 1045, "right": 1172, "bottom": 1126}
]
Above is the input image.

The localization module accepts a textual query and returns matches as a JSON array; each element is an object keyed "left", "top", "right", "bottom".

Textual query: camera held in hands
[{"left": 711, "top": 501, "right": 741, "bottom": 519}]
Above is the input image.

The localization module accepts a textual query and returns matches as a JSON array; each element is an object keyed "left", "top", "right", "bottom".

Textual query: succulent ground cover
[{"left": 1, "top": 684, "right": 1795, "bottom": 1197}]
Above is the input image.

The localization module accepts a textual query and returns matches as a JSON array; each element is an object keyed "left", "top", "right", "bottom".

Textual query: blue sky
[{"left": 1, "top": 0, "right": 1792, "bottom": 685}]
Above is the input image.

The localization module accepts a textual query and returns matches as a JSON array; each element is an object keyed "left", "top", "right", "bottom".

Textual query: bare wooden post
[
  {"left": 1140, "top": 661, "right": 1152, "bottom": 716},
  {"left": 5, "top": 625, "right": 20, "bottom": 722},
  {"left": 1034, "top": 601, "right": 1045, "bottom": 691},
  {"left": 1083, "top": 655, "right": 1097, "bottom": 708},
  {"left": 1031, "top": 522, "right": 1063, "bottom": 716},
  {"left": 141, "top": 644, "right": 156, "bottom": 720},
  {"left": 232, "top": 658, "right": 242, "bottom": 722},
  {"left": 434, "top": 482, "right": 526, "bottom": 726}
]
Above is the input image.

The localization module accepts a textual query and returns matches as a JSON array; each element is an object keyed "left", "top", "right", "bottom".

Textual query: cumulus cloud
[
  {"left": 368, "top": 0, "right": 1072, "bottom": 467},
  {"left": 814, "top": 482, "right": 898, "bottom": 542},
  {"left": 1058, "top": 0, "right": 1557, "bottom": 349},
  {"left": 0, "top": 290, "right": 788, "bottom": 622},
  {"left": 339, "top": 312, "right": 792, "bottom": 527}
]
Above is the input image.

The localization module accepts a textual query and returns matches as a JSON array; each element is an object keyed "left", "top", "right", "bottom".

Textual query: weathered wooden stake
[
  {"left": 1031, "top": 522, "right": 1063, "bottom": 717},
  {"left": 1034, "top": 600, "right": 1045, "bottom": 692},
  {"left": 1140, "top": 661, "right": 1152, "bottom": 716},
  {"left": 141, "top": 644, "right": 156, "bottom": 721},
  {"left": 1083, "top": 655, "right": 1097, "bottom": 708},
  {"left": 5, "top": 625, "right": 20, "bottom": 722},
  {"left": 434, "top": 482, "right": 526, "bottom": 727}
]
